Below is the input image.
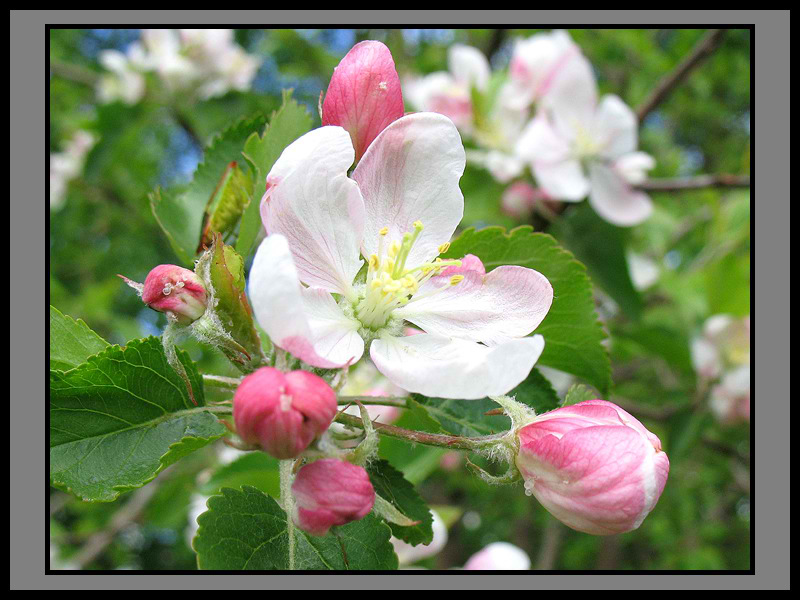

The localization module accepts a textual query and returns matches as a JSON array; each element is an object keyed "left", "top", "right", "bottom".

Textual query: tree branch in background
[
  {"left": 636, "top": 29, "right": 727, "bottom": 122},
  {"left": 70, "top": 466, "right": 174, "bottom": 569},
  {"left": 534, "top": 516, "right": 564, "bottom": 570},
  {"left": 638, "top": 174, "right": 750, "bottom": 191}
]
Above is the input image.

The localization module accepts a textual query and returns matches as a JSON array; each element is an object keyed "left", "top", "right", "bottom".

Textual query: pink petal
[
  {"left": 588, "top": 162, "right": 653, "bottom": 226},
  {"left": 395, "top": 265, "right": 553, "bottom": 346},
  {"left": 322, "top": 40, "right": 404, "bottom": 163}
]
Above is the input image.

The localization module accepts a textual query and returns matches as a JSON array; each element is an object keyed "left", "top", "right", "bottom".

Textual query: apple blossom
[
  {"left": 515, "top": 399, "right": 670, "bottom": 535},
  {"left": 463, "top": 541, "right": 531, "bottom": 570},
  {"left": 249, "top": 115, "right": 554, "bottom": 399},
  {"left": 709, "top": 365, "right": 751, "bottom": 424},
  {"left": 515, "top": 89, "right": 656, "bottom": 227},
  {"left": 391, "top": 509, "right": 448, "bottom": 566},
  {"left": 505, "top": 30, "right": 596, "bottom": 113},
  {"left": 233, "top": 367, "right": 337, "bottom": 459},
  {"left": 119, "top": 264, "right": 208, "bottom": 326},
  {"left": 49, "top": 131, "right": 96, "bottom": 210},
  {"left": 322, "top": 40, "right": 404, "bottom": 163},
  {"left": 691, "top": 314, "right": 750, "bottom": 379},
  {"left": 404, "top": 44, "right": 490, "bottom": 134},
  {"left": 291, "top": 458, "right": 375, "bottom": 536}
]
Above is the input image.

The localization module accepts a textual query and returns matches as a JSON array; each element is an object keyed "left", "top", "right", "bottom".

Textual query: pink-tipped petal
[
  {"left": 322, "top": 40, "right": 404, "bottom": 163},
  {"left": 588, "top": 162, "right": 653, "bottom": 226},
  {"left": 395, "top": 265, "right": 553, "bottom": 347},
  {"left": 353, "top": 112, "right": 466, "bottom": 268},
  {"left": 260, "top": 126, "right": 365, "bottom": 298},
  {"left": 249, "top": 235, "right": 362, "bottom": 368}
]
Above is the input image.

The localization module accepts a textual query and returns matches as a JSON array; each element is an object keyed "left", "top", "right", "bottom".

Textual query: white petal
[
  {"left": 353, "top": 113, "right": 466, "bottom": 267},
  {"left": 249, "top": 235, "right": 363, "bottom": 368},
  {"left": 260, "top": 126, "right": 365, "bottom": 299},
  {"left": 448, "top": 44, "right": 491, "bottom": 91},
  {"left": 588, "top": 162, "right": 653, "bottom": 226},
  {"left": 395, "top": 266, "right": 553, "bottom": 346},
  {"left": 593, "top": 95, "right": 638, "bottom": 159},
  {"left": 615, "top": 151, "right": 656, "bottom": 185},
  {"left": 370, "top": 333, "right": 545, "bottom": 399}
]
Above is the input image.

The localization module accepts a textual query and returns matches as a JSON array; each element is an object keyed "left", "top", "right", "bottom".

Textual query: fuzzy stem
[
  {"left": 202, "top": 374, "right": 244, "bottom": 390},
  {"left": 279, "top": 459, "right": 296, "bottom": 570}
]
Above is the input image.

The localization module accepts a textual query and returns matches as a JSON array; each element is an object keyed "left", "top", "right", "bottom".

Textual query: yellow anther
[
  {"left": 438, "top": 242, "right": 450, "bottom": 254},
  {"left": 369, "top": 254, "right": 379, "bottom": 270},
  {"left": 450, "top": 275, "right": 464, "bottom": 286},
  {"left": 388, "top": 241, "right": 400, "bottom": 258},
  {"left": 413, "top": 220, "right": 423, "bottom": 230},
  {"left": 379, "top": 226, "right": 389, "bottom": 236}
]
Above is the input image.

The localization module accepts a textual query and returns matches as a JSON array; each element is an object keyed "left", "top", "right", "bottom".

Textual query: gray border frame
[{"left": 20, "top": 11, "right": 785, "bottom": 590}]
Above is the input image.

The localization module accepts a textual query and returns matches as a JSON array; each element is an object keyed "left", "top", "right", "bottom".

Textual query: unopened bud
[
  {"left": 120, "top": 264, "right": 207, "bottom": 326},
  {"left": 291, "top": 458, "right": 375, "bottom": 536},
  {"left": 233, "top": 367, "right": 337, "bottom": 459},
  {"left": 515, "top": 399, "right": 670, "bottom": 535}
]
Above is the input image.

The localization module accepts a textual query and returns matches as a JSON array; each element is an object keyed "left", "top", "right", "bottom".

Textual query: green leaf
[
  {"left": 552, "top": 202, "right": 644, "bottom": 320},
  {"left": 151, "top": 114, "right": 268, "bottom": 265},
  {"left": 562, "top": 383, "right": 598, "bottom": 407},
  {"left": 442, "top": 226, "right": 611, "bottom": 393},
  {"left": 621, "top": 323, "right": 695, "bottom": 376},
  {"left": 236, "top": 91, "right": 313, "bottom": 259},
  {"left": 704, "top": 252, "right": 750, "bottom": 317},
  {"left": 413, "top": 367, "right": 559, "bottom": 437},
  {"left": 49, "top": 305, "right": 109, "bottom": 371},
  {"left": 193, "top": 486, "right": 398, "bottom": 570},
  {"left": 200, "top": 452, "right": 280, "bottom": 498},
  {"left": 367, "top": 460, "right": 433, "bottom": 546},
  {"left": 49, "top": 337, "right": 226, "bottom": 502}
]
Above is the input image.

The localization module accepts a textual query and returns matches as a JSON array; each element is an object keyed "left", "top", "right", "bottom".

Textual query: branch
[
  {"left": 333, "top": 411, "right": 504, "bottom": 452},
  {"left": 636, "top": 29, "right": 727, "bottom": 122},
  {"left": 485, "top": 29, "right": 507, "bottom": 60},
  {"left": 70, "top": 466, "right": 173, "bottom": 569},
  {"left": 638, "top": 174, "right": 750, "bottom": 191}
]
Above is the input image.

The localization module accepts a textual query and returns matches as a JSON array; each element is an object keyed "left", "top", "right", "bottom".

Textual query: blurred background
[{"left": 49, "top": 28, "right": 751, "bottom": 570}]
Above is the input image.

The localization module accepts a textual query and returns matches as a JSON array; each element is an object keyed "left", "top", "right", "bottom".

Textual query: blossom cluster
[
  {"left": 405, "top": 30, "right": 656, "bottom": 226},
  {"left": 49, "top": 130, "right": 95, "bottom": 211},
  {"left": 691, "top": 314, "right": 751, "bottom": 424},
  {"left": 97, "top": 29, "right": 261, "bottom": 105}
]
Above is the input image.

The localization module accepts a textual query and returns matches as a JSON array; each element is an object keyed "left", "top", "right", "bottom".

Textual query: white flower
[
  {"left": 515, "top": 92, "right": 656, "bottom": 226},
  {"left": 463, "top": 541, "right": 531, "bottom": 570},
  {"left": 249, "top": 113, "right": 554, "bottom": 399},
  {"left": 49, "top": 131, "right": 96, "bottom": 210}
]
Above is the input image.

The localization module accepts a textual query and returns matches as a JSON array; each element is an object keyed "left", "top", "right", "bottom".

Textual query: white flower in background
[
  {"left": 515, "top": 86, "right": 655, "bottom": 227},
  {"left": 96, "top": 29, "right": 260, "bottom": 104},
  {"left": 463, "top": 541, "right": 531, "bottom": 570},
  {"left": 404, "top": 44, "right": 490, "bottom": 134},
  {"left": 627, "top": 252, "right": 660, "bottom": 291},
  {"left": 97, "top": 50, "right": 147, "bottom": 105},
  {"left": 691, "top": 314, "right": 751, "bottom": 424},
  {"left": 49, "top": 131, "right": 96, "bottom": 211},
  {"left": 392, "top": 509, "right": 448, "bottom": 566},
  {"left": 249, "top": 114, "right": 553, "bottom": 399},
  {"left": 505, "top": 30, "right": 596, "bottom": 113}
]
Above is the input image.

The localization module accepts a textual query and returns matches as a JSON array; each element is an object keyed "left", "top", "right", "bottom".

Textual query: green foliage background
[{"left": 49, "top": 28, "right": 750, "bottom": 571}]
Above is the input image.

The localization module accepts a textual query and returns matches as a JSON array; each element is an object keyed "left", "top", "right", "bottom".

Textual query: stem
[
  {"left": 638, "top": 174, "right": 750, "bottom": 191},
  {"left": 279, "top": 460, "right": 296, "bottom": 570},
  {"left": 202, "top": 374, "right": 243, "bottom": 390},
  {"left": 337, "top": 395, "right": 408, "bottom": 408},
  {"left": 333, "top": 412, "right": 506, "bottom": 452},
  {"left": 636, "top": 29, "right": 727, "bottom": 122}
]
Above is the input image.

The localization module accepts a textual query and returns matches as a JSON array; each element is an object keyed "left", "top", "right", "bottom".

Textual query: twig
[
  {"left": 485, "top": 29, "right": 507, "bottom": 61},
  {"left": 638, "top": 174, "right": 750, "bottom": 191},
  {"left": 333, "top": 412, "right": 504, "bottom": 452},
  {"left": 636, "top": 29, "right": 727, "bottom": 122},
  {"left": 337, "top": 395, "right": 408, "bottom": 408}
]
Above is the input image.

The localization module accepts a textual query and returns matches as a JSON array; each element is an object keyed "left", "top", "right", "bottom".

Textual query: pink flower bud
[
  {"left": 120, "top": 264, "right": 207, "bottom": 325},
  {"left": 233, "top": 367, "right": 337, "bottom": 459},
  {"left": 291, "top": 458, "right": 375, "bottom": 536},
  {"left": 515, "top": 399, "right": 670, "bottom": 535},
  {"left": 322, "top": 40, "right": 404, "bottom": 163}
]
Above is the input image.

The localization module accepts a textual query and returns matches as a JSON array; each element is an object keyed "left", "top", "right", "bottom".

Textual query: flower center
[
  {"left": 354, "top": 221, "right": 463, "bottom": 330},
  {"left": 573, "top": 123, "right": 602, "bottom": 159}
]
